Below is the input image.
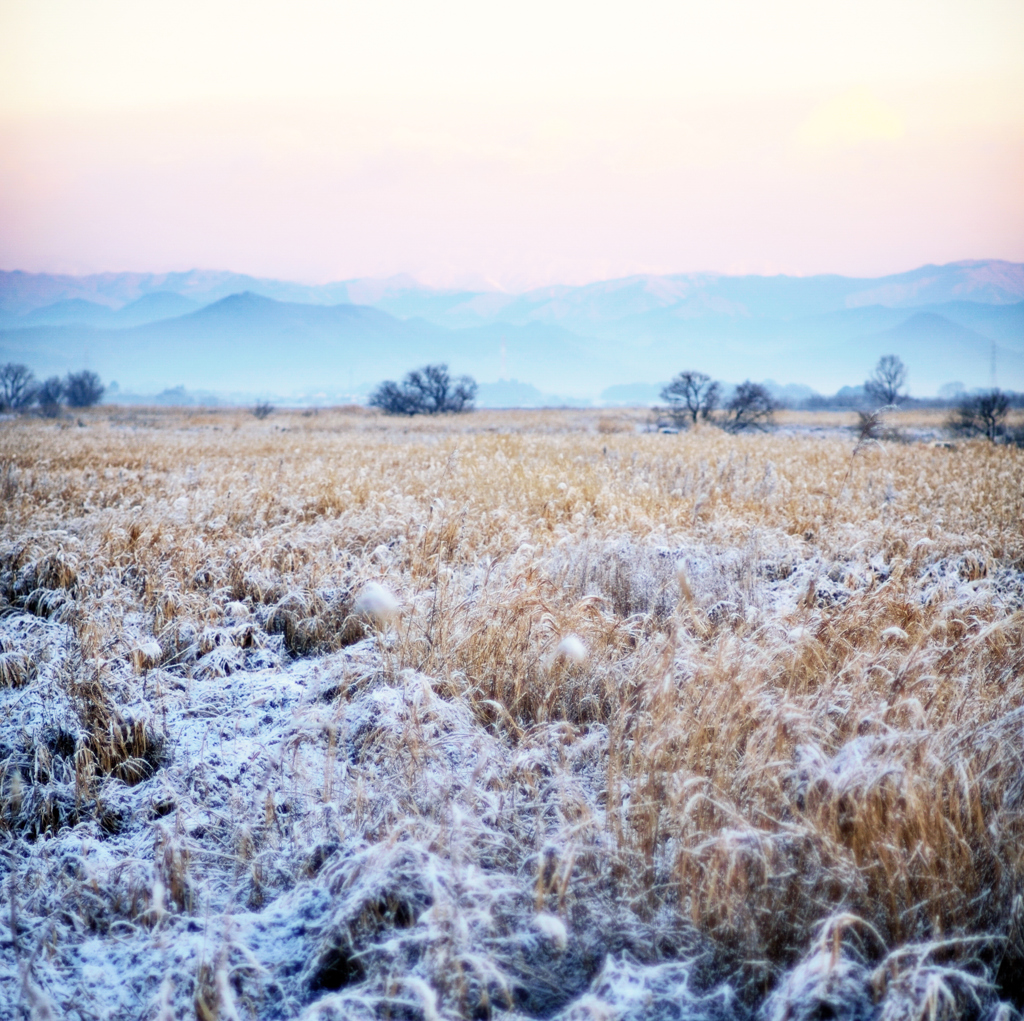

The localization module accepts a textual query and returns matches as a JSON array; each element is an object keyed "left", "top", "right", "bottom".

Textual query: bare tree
[
  {"left": 36, "top": 376, "right": 64, "bottom": 418},
  {"left": 724, "top": 381, "right": 778, "bottom": 432},
  {"left": 405, "top": 364, "right": 476, "bottom": 413},
  {"left": 368, "top": 380, "right": 422, "bottom": 416},
  {"left": 660, "top": 371, "right": 720, "bottom": 426},
  {"left": 64, "top": 370, "right": 105, "bottom": 408},
  {"left": 369, "top": 364, "right": 477, "bottom": 415},
  {"left": 0, "top": 363, "right": 37, "bottom": 411},
  {"left": 948, "top": 389, "right": 1009, "bottom": 442},
  {"left": 864, "top": 355, "right": 907, "bottom": 406},
  {"left": 253, "top": 401, "right": 275, "bottom": 419}
]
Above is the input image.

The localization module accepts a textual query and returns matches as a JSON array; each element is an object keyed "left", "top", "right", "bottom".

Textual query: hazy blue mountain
[
  {"left": 0, "top": 292, "right": 607, "bottom": 396},
  {"left": 365, "top": 261, "right": 1024, "bottom": 333},
  {"left": 610, "top": 310, "right": 1023, "bottom": 394},
  {"left": 5, "top": 260, "right": 1023, "bottom": 320},
  {"left": 11, "top": 298, "right": 118, "bottom": 327},
  {"left": 834, "top": 312, "right": 1024, "bottom": 393},
  {"left": 114, "top": 292, "right": 202, "bottom": 326},
  {"left": 3, "top": 292, "right": 1021, "bottom": 398},
  {"left": 0, "top": 293, "right": 439, "bottom": 392},
  {"left": 0, "top": 269, "right": 355, "bottom": 316},
  {"left": 931, "top": 300, "right": 1024, "bottom": 348},
  {"left": 0, "top": 291, "right": 201, "bottom": 329},
  {"left": 2, "top": 261, "right": 1022, "bottom": 398}
]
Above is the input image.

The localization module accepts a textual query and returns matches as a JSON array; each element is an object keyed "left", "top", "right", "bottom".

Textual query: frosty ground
[{"left": 1, "top": 406, "right": 1023, "bottom": 1020}]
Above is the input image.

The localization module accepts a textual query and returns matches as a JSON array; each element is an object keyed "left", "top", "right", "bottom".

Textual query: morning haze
[{"left": 1, "top": 261, "right": 1023, "bottom": 400}]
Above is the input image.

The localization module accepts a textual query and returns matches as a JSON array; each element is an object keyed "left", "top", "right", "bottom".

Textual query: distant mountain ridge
[
  {"left": 370, "top": 261, "right": 1024, "bottom": 333},
  {"left": 1, "top": 261, "right": 1022, "bottom": 398},
  {"left": 0, "top": 269, "right": 354, "bottom": 317},
  {"left": 8, "top": 292, "right": 201, "bottom": 329},
  {"left": 3, "top": 260, "right": 1023, "bottom": 320}
]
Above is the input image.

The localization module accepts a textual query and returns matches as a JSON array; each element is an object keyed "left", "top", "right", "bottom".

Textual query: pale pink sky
[{"left": 1, "top": 0, "right": 1022, "bottom": 289}]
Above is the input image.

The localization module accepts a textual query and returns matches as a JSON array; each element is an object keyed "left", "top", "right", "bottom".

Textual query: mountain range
[{"left": 1, "top": 260, "right": 1022, "bottom": 401}]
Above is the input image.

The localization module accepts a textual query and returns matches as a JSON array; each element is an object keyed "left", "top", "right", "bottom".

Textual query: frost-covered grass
[{"left": 1, "top": 406, "right": 1023, "bottom": 1020}]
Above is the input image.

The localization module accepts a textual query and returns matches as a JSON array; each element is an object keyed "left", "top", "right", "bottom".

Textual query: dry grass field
[{"left": 2, "top": 406, "right": 1023, "bottom": 1020}]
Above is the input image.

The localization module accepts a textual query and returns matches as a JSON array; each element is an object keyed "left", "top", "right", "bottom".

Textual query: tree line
[
  {"left": 0, "top": 365, "right": 105, "bottom": 416},
  {"left": 657, "top": 355, "right": 1020, "bottom": 443},
  {"left": 4, "top": 356, "right": 1017, "bottom": 443},
  {"left": 367, "top": 356, "right": 1020, "bottom": 443},
  {"left": 857, "top": 354, "right": 1018, "bottom": 443}
]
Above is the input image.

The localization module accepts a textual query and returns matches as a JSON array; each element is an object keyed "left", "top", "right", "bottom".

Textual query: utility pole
[{"left": 991, "top": 341, "right": 997, "bottom": 390}]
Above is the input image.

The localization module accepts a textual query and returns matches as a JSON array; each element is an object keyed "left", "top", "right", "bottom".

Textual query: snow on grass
[{"left": 1, "top": 407, "right": 1022, "bottom": 1019}]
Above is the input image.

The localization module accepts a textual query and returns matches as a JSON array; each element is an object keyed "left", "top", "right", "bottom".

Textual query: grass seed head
[{"left": 352, "top": 581, "right": 400, "bottom": 626}]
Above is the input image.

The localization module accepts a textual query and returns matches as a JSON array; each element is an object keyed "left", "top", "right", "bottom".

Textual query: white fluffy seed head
[
  {"left": 556, "top": 634, "right": 587, "bottom": 664},
  {"left": 534, "top": 912, "right": 568, "bottom": 950},
  {"left": 880, "top": 626, "right": 909, "bottom": 643},
  {"left": 353, "top": 582, "right": 401, "bottom": 625}
]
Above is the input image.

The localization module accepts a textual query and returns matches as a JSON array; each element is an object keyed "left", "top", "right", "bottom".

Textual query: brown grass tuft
[{"left": 1, "top": 406, "right": 1022, "bottom": 1018}]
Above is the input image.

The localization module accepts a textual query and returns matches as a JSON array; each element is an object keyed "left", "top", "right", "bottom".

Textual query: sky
[{"left": 0, "top": 0, "right": 1022, "bottom": 290}]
